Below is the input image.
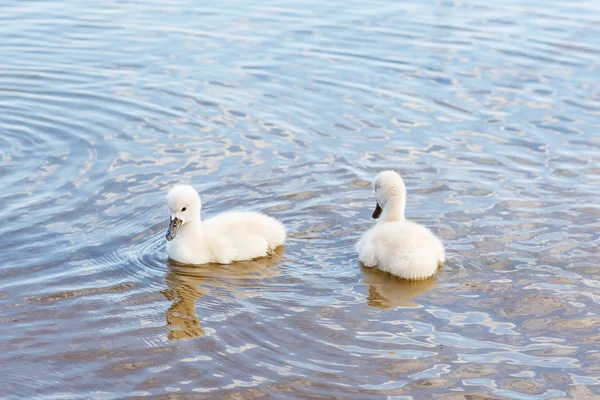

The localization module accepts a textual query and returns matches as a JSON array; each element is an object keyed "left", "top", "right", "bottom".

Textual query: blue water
[{"left": 1, "top": 0, "right": 599, "bottom": 398}]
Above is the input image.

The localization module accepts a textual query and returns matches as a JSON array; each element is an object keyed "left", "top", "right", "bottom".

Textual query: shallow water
[{"left": 1, "top": 0, "right": 600, "bottom": 398}]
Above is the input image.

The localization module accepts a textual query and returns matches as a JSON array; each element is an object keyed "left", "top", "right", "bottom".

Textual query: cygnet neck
[
  {"left": 379, "top": 196, "right": 406, "bottom": 223},
  {"left": 179, "top": 213, "right": 203, "bottom": 237}
]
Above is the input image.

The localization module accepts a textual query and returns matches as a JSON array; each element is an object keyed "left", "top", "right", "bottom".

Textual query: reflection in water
[
  {"left": 362, "top": 266, "right": 437, "bottom": 309},
  {"left": 162, "top": 248, "right": 284, "bottom": 340},
  {"left": 162, "top": 273, "right": 206, "bottom": 340}
]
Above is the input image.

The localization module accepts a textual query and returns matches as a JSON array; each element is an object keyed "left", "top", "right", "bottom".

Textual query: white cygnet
[
  {"left": 356, "top": 171, "right": 445, "bottom": 280},
  {"left": 165, "top": 185, "right": 286, "bottom": 265}
]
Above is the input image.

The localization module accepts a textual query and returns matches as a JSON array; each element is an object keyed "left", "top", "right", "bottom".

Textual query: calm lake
[{"left": 1, "top": 0, "right": 599, "bottom": 398}]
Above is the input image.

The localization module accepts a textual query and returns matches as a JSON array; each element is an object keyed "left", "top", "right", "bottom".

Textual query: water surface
[{"left": 1, "top": 0, "right": 600, "bottom": 398}]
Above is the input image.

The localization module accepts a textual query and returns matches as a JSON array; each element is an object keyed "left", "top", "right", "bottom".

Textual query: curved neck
[
  {"left": 179, "top": 213, "right": 202, "bottom": 237},
  {"left": 379, "top": 196, "right": 406, "bottom": 223}
]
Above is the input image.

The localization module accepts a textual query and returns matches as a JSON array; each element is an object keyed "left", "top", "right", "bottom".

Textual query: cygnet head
[
  {"left": 372, "top": 170, "right": 407, "bottom": 222},
  {"left": 165, "top": 185, "right": 201, "bottom": 241}
]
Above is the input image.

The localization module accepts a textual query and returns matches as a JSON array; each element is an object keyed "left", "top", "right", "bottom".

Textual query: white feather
[
  {"left": 356, "top": 171, "right": 445, "bottom": 280},
  {"left": 165, "top": 185, "right": 286, "bottom": 265}
]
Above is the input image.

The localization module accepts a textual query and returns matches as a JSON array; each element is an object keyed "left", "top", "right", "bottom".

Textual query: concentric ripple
[{"left": 1, "top": 0, "right": 599, "bottom": 398}]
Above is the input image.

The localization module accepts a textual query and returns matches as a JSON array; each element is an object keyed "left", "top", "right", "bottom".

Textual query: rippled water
[{"left": 1, "top": 0, "right": 599, "bottom": 398}]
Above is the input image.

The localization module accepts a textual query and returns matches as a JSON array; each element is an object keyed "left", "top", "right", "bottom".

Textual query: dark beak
[
  {"left": 372, "top": 203, "right": 382, "bottom": 219},
  {"left": 166, "top": 217, "right": 182, "bottom": 241}
]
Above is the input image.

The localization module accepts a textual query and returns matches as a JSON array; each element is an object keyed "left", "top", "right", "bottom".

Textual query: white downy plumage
[
  {"left": 356, "top": 171, "right": 445, "bottom": 280},
  {"left": 165, "top": 185, "right": 286, "bottom": 265}
]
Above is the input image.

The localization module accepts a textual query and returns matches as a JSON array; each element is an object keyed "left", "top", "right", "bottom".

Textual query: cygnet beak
[
  {"left": 372, "top": 203, "right": 382, "bottom": 219},
  {"left": 166, "top": 217, "right": 182, "bottom": 241}
]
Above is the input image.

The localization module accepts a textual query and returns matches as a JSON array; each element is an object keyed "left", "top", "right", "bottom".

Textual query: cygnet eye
[{"left": 181, "top": 207, "right": 187, "bottom": 212}]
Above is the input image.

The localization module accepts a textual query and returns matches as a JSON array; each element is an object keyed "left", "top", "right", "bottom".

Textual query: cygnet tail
[{"left": 263, "top": 215, "right": 286, "bottom": 249}]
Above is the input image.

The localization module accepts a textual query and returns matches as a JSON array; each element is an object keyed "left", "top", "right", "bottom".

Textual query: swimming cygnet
[
  {"left": 165, "top": 185, "right": 286, "bottom": 265},
  {"left": 356, "top": 171, "right": 445, "bottom": 280}
]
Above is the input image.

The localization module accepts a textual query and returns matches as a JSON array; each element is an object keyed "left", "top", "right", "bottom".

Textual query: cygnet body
[
  {"left": 356, "top": 171, "right": 445, "bottom": 279},
  {"left": 165, "top": 185, "right": 286, "bottom": 265}
]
